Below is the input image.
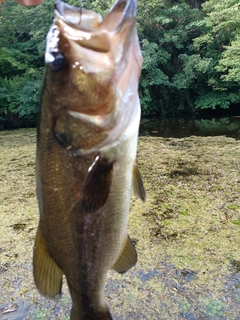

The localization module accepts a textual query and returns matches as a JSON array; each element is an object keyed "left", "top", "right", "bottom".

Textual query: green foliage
[
  {"left": 195, "top": 91, "right": 240, "bottom": 110},
  {"left": 0, "top": 0, "right": 54, "bottom": 128},
  {"left": 1, "top": 0, "right": 240, "bottom": 127},
  {"left": 194, "top": 118, "right": 240, "bottom": 137},
  {"left": 0, "top": 47, "right": 27, "bottom": 75},
  {"left": 172, "top": 54, "right": 213, "bottom": 89},
  {"left": 138, "top": 0, "right": 205, "bottom": 116},
  {"left": 204, "top": 300, "right": 224, "bottom": 317},
  {"left": 192, "top": 0, "right": 240, "bottom": 110},
  {"left": 216, "top": 36, "right": 240, "bottom": 83},
  {"left": 140, "top": 39, "right": 170, "bottom": 114}
]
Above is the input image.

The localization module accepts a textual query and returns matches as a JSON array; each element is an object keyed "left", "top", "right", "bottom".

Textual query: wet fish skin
[{"left": 33, "top": 0, "right": 145, "bottom": 319}]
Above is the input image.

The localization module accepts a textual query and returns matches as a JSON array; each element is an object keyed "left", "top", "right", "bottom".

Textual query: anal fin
[
  {"left": 33, "top": 223, "right": 63, "bottom": 298},
  {"left": 132, "top": 162, "right": 146, "bottom": 202},
  {"left": 113, "top": 236, "right": 137, "bottom": 274}
]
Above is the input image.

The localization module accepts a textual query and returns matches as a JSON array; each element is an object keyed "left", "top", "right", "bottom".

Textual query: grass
[
  {"left": 0, "top": 129, "right": 240, "bottom": 319},
  {"left": 135, "top": 136, "right": 240, "bottom": 273}
]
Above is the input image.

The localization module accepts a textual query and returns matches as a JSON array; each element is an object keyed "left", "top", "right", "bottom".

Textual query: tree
[
  {"left": 0, "top": 0, "right": 54, "bottom": 127},
  {"left": 192, "top": 0, "right": 240, "bottom": 110},
  {"left": 137, "top": 0, "right": 204, "bottom": 116},
  {"left": 1, "top": 0, "right": 240, "bottom": 127}
]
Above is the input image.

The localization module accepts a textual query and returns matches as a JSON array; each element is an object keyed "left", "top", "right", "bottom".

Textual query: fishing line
[{"left": 79, "top": 0, "right": 82, "bottom": 25}]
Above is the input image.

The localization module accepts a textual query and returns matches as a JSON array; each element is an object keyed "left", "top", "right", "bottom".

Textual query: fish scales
[{"left": 33, "top": 0, "right": 145, "bottom": 319}]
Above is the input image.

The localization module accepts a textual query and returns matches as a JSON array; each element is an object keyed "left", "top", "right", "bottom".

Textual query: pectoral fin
[
  {"left": 113, "top": 236, "right": 137, "bottom": 273},
  {"left": 82, "top": 155, "right": 114, "bottom": 213},
  {"left": 33, "top": 223, "right": 63, "bottom": 299},
  {"left": 132, "top": 162, "right": 146, "bottom": 202}
]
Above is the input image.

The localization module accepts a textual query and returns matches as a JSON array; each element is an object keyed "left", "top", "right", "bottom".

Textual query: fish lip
[
  {"left": 54, "top": 0, "right": 80, "bottom": 26},
  {"left": 54, "top": 0, "right": 103, "bottom": 30},
  {"left": 54, "top": 0, "right": 137, "bottom": 32},
  {"left": 103, "top": 0, "right": 137, "bottom": 33},
  {"left": 113, "top": 0, "right": 137, "bottom": 30},
  {"left": 54, "top": 0, "right": 86, "bottom": 30}
]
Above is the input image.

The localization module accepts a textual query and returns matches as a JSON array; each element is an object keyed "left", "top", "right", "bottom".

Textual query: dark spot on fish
[
  {"left": 49, "top": 53, "right": 67, "bottom": 72},
  {"left": 54, "top": 132, "right": 72, "bottom": 150},
  {"left": 82, "top": 155, "right": 114, "bottom": 213}
]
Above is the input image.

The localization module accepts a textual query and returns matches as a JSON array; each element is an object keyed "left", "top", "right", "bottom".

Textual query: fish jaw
[
  {"left": 43, "top": 0, "right": 142, "bottom": 155},
  {"left": 54, "top": 0, "right": 103, "bottom": 29}
]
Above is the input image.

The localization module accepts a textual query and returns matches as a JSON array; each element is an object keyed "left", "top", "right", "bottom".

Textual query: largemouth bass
[{"left": 33, "top": 0, "right": 145, "bottom": 319}]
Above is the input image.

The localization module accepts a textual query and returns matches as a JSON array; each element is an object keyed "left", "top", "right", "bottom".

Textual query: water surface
[{"left": 140, "top": 117, "right": 240, "bottom": 139}]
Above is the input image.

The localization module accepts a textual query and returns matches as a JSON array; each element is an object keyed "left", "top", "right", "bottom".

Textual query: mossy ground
[{"left": 0, "top": 129, "right": 239, "bottom": 319}]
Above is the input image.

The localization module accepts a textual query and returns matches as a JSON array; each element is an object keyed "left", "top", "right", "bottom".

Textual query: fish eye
[{"left": 49, "top": 53, "right": 66, "bottom": 72}]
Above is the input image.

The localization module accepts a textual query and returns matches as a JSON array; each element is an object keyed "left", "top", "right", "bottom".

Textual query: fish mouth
[
  {"left": 47, "top": 0, "right": 138, "bottom": 67},
  {"left": 54, "top": 0, "right": 103, "bottom": 30},
  {"left": 54, "top": 0, "right": 137, "bottom": 33}
]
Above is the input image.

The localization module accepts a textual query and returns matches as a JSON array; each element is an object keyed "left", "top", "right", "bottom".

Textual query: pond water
[{"left": 139, "top": 116, "right": 240, "bottom": 140}]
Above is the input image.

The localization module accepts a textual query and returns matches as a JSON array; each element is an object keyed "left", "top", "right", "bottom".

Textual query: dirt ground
[{"left": 0, "top": 128, "right": 240, "bottom": 319}]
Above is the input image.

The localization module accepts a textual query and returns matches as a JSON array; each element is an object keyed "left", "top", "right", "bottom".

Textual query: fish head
[{"left": 43, "top": 0, "right": 142, "bottom": 154}]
